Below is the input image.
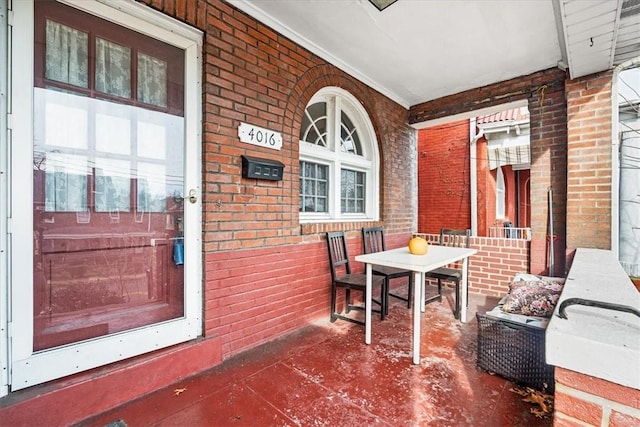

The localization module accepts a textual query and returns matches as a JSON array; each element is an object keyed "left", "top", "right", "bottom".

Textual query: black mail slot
[{"left": 241, "top": 155, "right": 285, "bottom": 181}]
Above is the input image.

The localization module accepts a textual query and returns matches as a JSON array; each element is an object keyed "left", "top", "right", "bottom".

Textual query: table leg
[
  {"left": 412, "top": 271, "right": 422, "bottom": 365},
  {"left": 420, "top": 271, "right": 426, "bottom": 313},
  {"left": 460, "top": 257, "right": 469, "bottom": 323},
  {"left": 365, "top": 263, "right": 372, "bottom": 344}
]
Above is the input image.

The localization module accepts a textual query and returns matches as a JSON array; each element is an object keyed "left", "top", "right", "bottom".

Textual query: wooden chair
[
  {"left": 362, "top": 226, "right": 414, "bottom": 316},
  {"left": 326, "top": 231, "right": 386, "bottom": 325},
  {"left": 425, "top": 228, "right": 471, "bottom": 319}
]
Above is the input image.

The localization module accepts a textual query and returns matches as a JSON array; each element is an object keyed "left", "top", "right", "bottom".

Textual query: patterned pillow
[{"left": 501, "top": 279, "right": 564, "bottom": 317}]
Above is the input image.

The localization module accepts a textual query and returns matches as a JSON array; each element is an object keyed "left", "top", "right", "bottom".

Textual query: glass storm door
[{"left": 10, "top": 0, "right": 202, "bottom": 390}]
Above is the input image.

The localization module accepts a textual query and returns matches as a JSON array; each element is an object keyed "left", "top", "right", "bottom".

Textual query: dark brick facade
[{"left": 410, "top": 68, "right": 568, "bottom": 275}]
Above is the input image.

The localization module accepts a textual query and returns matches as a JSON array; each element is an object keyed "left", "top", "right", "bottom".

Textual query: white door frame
[
  {"left": 0, "top": 0, "right": 10, "bottom": 399},
  {"left": 4, "top": 0, "right": 203, "bottom": 394}
]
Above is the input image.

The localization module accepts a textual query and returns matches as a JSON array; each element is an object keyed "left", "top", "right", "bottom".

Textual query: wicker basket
[{"left": 476, "top": 312, "right": 554, "bottom": 392}]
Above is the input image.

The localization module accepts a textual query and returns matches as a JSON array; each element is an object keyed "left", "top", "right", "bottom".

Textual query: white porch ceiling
[{"left": 227, "top": 0, "right": 640, "bottom": 109}]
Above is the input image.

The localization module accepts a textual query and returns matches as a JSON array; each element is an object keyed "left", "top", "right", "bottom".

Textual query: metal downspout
[{"left": 469, "top": 118, "right": 483, "bottom": 237}]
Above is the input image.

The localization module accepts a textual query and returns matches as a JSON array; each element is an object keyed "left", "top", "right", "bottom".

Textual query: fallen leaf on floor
[
  {"left": 509, "top": 385, "right": 554, "bottom": 418},
  {"left": 174, "top": 388, "right": 187, "bottom": 396},
  {"left": 523, "top": 393, "right": 548, "bottom": 412},
  {"left": 509, "top": 386, "right": 528, "bottom": 397},
  {"left": 531, "top": 408, "right": 547, "bottom": 418}
]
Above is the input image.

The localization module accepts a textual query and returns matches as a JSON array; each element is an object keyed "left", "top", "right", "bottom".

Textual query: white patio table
[{"left": 355, "top": 245, "right": 477, "bottom": 365}]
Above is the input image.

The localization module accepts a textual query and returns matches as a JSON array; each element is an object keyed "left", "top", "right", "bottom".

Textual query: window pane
[
  {"left": 138, "top": 53, "right": 167, "bottom": 107},
  {"left": 300, "top": 102, "right": 328, "bottom": 147},
  {"left": 340, "top": 169, "right": 365, "bottom": 213},
  {"left": 96, "top": 38, "right": 131, "bottom": 98},
  {"left": 304, "top": 161, "right": 314, "bottom": 178},
  {"left": 340, "top": 112, "right": 362, "bottom": 155},
  {"left": 317, "top": 163, "right": 327, "bottom": 179},
  {"left": 316, "top": 197, "right": 327, "bottom": 212},
  {"left": 304, "top": 179, "right": 316, "bottom": 195},
  {"left": 45, "top": 20, "right": 88, "bottom": 88},
  {"left": 318, "top": 181, "right": 327, "bottom": 196}
]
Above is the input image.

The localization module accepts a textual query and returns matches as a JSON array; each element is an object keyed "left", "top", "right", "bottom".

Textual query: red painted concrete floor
[{"left": 78, "top": 289, "right": 553, "bottom": 427}]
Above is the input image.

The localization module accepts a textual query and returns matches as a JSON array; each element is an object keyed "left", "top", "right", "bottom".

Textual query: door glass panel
[{"left": 32, "top": 8, "right": 186, "bottom": 351}]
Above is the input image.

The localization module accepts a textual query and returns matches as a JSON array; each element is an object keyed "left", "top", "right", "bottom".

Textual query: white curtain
[
  {"left": 138, "top": 53, "right": 167, "bottom": 107},
  {"left": 45, "top": 20, "right": 88, "bottom": 87},
  {"left": 95, "top": 38, "right": 131, "bottom": 98}
]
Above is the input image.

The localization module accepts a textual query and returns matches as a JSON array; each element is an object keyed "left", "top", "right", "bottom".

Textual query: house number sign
[{"left": 238, "top": 122, "right": 282, "bottom": 150}]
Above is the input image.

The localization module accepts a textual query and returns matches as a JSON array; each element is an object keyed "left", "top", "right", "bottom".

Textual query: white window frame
[
  {"left": 7, "top": 0, "right": 202, "bottom": 392},
  {"left": 496, "top": 166, "right": 506, "bottom": 220},
  {"left": 613, "top": 61, "right": 640, "bottom": 275},
  {"left": 299, "top": 87, "right": 379, "bottom": 223}
]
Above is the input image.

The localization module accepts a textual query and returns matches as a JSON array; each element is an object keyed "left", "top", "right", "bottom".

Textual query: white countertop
[{"left": 546, "top": 248, "right": 640, "bottom": 389}]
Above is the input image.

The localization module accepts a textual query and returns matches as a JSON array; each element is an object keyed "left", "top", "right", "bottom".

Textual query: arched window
[
  {"left": 299, "top": 87, "right": 379, "bottom": 222},
  {"left": 496, "top": 167, "right": 505, "bottom": 219}
]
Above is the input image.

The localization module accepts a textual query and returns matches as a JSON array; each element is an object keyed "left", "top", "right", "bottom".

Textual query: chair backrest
[
  {"left": 362, "top": 226, "right": 386, "bottom": 254},
  {"left": 439, "top": 228, "right": 471, "bottom": 248},
  {"left": 327, "top": 231, "right": 352, "bottom": 280}
]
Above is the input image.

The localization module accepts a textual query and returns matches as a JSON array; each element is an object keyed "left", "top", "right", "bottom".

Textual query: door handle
[
  {"left": 175, "top": 189, "right": 198, "bottom": 204},
  {"left": 187, "top": 189, "right": 197, "bottom": 204}
]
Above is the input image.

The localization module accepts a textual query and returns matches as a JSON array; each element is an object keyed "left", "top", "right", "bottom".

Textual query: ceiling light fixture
[{"left": 368, "top": 0, "right": 398, "bottom": 12}]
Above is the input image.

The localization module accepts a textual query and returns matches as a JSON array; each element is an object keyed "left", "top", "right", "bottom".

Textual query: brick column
[{"left": 565, "top": 71, "right": 613, "bottom": 256}]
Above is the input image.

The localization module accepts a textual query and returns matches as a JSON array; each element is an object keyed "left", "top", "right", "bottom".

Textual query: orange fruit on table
[{"left": 408, "top": 236, "right": 429, "bottom": 255}]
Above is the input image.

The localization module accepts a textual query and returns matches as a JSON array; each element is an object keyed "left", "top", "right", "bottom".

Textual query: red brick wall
[
  {"left": 410, "top": 68, "right": 567, "bottom": 275},
  {"left": 417, "top": 120, "right": 471, "bottom": 233},
  {"left": 469, "top": 236, "right": 530, "bottom": 296},
  {"left": 565, "top": 71, "right": 613, "bottom": 257},
  {"left": 415, "top": 69, "right": 621, "bottom": 424},
  {"left": 554, "top": 368, "right": 640, "bottom": 426},
  {"left": 139, "top": 0, "right": 416, "bottom": 359},
  {"left": 206, "top": 230, "right": 416, "bottom": 356},
  {"left": 419, "top": 129, "right": 530, "bottom": 237},
  {"left": 418, "top": 233, "right": 529, "bottom": 297}
]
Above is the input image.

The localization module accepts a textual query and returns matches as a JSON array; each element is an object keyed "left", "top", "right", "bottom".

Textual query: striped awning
[{"left": 487, "top": 134, "right": 530, "bottom": 170}]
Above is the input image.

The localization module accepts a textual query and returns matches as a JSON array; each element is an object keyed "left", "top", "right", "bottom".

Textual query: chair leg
[
  {"left": 437, "top": 279, "right": 443, "bottom": 302},
  {"left": 345, "top": 288, "right": 351, "bottom": 313},
  {"left": 454, "top": 279, "right": 460, "bottom": 320},
  {"left": 381, "top": 282, "right": 387, "bottom": 320},
  {"left": 407, "top": 274, "right": 414, "bottom": 308},
  {"left": 330, "top": 284, "right": 338, "bottom": 322},
  {"left": 381, "top": 280, "right": 387, "bottom": 317}
]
